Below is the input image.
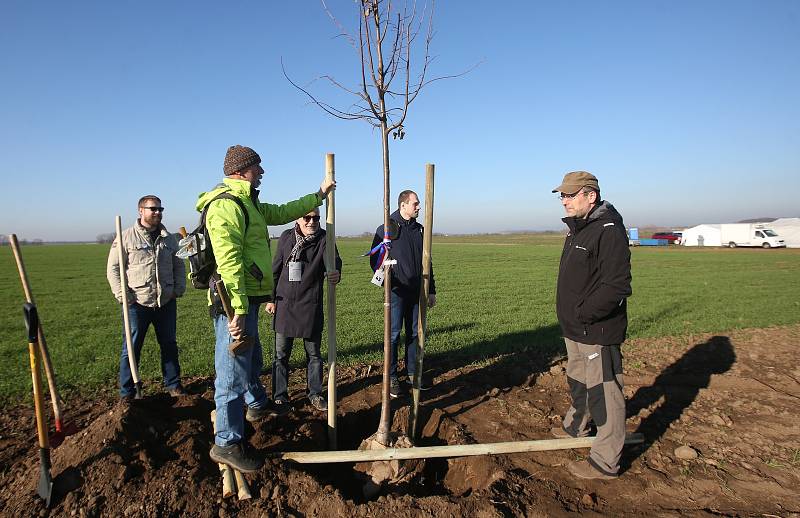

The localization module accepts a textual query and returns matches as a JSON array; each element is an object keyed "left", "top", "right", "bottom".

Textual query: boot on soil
[
  {"left": 566, "top": 459, "right": 617, "bottom": 480},
  {"left": 246, "top": 399, "right": 291, "bottom": 421},
  {"left": 551, "top": 425, "right": 574, "bottom": 439},
  {"left": 167, "top": 384, "right": 186, "bottom": 397},
  {"left": 210, "top": 443, "right": 263, "bottom": 473},
  {"left": 389, "top": 377, "right": 404, "bottom": 399},
  {"left": 309, "top": 394, "right": 327, "bottom": 412}
]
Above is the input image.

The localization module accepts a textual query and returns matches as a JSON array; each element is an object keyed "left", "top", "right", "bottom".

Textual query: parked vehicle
[
  {"left": 651, "top": 232, "right": 682, "bottom": 244},
  {"left": 719, "top": 224, "right": 786, "bottom": 248}
]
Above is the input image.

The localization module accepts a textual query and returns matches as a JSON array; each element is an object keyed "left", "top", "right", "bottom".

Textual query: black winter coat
[
  {"left": 272, "top": 228, "right": 342, "bottom": 339},
  {"left": 370, "top": 210, "right": 436, "bottom": 294},
  {"left": 556, "top": 201, "right": 631, "bottom": 345}
]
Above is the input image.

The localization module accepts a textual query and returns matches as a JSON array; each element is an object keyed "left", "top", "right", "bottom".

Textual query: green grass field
[{"left": 1, "top": 235, "right": 799, "bottom": 403}]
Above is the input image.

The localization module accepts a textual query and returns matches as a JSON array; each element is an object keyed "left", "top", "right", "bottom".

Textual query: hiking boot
[
  {"left": 389, "top": 377, "right": 404, "bottom": 399},
  {"left": 551, "top": 426, "right": 573, "bottom": 439},
  {"left": 210, "top": 443, "right": 263, "bottom": 473},
  {"left": 407, "top": 375, "right": 433, "bottom": 391},
  {"left": 309, "top": 394, "right": 327, "bottom": 412},
  {"left": 167, "top": 385, "right": 186, "bottom": 397},
  {"left": 566, "top": 459, "right": 618, "bottom": 480},
  {"left": 246, "top": 400, "right": 291, "bottom": 422}
]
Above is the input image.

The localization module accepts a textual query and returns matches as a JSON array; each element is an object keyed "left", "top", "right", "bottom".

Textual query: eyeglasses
[
  {"left": 558, "top": 191, "right": 589, "bottom": 201},
  {"left": 302, "top": 215, "right": 320, "bottom": 222},
  {"left": 142, "top": 206, "right": 165, "bottom": 213}
]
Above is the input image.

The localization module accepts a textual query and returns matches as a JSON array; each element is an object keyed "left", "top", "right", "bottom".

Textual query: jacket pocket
[{"left": 128, "top": 265, "right": 149, "bottom": 288}]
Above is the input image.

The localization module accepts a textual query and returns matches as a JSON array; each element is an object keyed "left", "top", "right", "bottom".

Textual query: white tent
[
  {"left": 769, "top": 218, "right": 800, "bottom": 248},
  {"left": 681, "top": 224, "right": 722, "bottom": 247}
]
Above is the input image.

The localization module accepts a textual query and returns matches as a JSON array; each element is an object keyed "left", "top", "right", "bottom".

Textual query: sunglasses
[
  {"left": 302, "top": 215, "right": 321, "bottom": 222},
  {"left": 143, "top": 206, "right": 165, "bottom": 213},
  {"left": 557, "top": 191, "right": 589, "bottom": 201}
]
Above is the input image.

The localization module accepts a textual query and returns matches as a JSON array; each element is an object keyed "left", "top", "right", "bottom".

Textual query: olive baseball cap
[{"left": 552, "top": 171, "right": 600, "bottom": 193}]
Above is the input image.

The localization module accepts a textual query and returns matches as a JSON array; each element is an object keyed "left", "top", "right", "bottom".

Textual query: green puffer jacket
[{"left": 196, "top": 178, "right": 322, "bottom": 314}]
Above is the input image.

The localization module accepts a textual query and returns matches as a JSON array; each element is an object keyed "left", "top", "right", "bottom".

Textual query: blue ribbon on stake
[{"left": 364, "top": 231, "right": 391, "bottom": 269}]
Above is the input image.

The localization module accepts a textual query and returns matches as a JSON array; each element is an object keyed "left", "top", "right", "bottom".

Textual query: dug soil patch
[{"left": 1, "top": 325, "right": 799, "bottom": 516}]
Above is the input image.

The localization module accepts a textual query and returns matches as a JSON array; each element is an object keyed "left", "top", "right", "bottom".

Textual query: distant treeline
[{"left": 0, "top": 235, "right": 43, "bottom": 246}]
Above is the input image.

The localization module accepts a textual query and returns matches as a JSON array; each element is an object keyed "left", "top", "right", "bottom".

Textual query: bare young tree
[{"left": 286, "top": 0, "right": 468, "bottom": 446}]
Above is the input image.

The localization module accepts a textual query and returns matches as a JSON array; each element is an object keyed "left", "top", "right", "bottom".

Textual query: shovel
[
  {"left": 10, "top": 234, "right": 78, "bottom": 447},
  {"left": 115, "top": 216, "right": 143, "bottom": 399},
  {"left": 24, "top": 303, "right": 53, "bottom": 508}
]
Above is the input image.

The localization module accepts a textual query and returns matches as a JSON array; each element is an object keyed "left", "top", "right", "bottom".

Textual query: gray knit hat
[{"left": 223, "top": 145, "right": 261, "bottom": 176}]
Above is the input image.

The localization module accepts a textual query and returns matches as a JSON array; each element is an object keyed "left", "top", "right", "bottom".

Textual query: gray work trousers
[{"left": 562, "top": 337, "right": 626, "bottom": 476}]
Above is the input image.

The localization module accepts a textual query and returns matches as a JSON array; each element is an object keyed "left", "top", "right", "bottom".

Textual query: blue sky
[{"left": 1, "top": 1, "right": 798, "bottom": 241}]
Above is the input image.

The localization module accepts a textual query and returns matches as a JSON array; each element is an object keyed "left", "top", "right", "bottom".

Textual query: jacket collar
[
  {"left": 135, "top": 219, "right": 167, "bottom": 240},
  {"left": 222, "top": 177, "right": 259, "bottom": 202},
  {"left": 391, "top": 209, "right": 415, "bottom": 226},
  {"left": 561, "top": 201, "right": 619, "bottom": 233}
]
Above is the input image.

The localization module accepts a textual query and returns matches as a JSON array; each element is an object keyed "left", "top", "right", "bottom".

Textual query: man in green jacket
[{"left": 202, "top": 145, "right": 335, "bottom": 472}]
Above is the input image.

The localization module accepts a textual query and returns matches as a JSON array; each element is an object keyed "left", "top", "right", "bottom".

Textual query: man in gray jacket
[{"left": 107, "top": 195, "right": 186, "bottom": 399}]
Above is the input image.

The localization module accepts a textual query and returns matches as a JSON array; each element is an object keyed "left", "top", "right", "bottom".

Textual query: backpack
[{"left": 178, "top": 192, "right": 250, "bottom": 289}]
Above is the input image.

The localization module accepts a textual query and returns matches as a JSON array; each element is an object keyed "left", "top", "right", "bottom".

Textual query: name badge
[
  {"left": 288, "top": 261, "right": 303, "bottom": 282},
  {"left": 371, "top": 265, "right": 385, "bottom": 287}
]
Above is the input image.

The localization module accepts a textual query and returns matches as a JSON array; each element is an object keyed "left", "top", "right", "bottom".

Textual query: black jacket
[
  {"left": 272, "top": 228, "right": 342, "bottom": 339},
  {"left": 371, "top": 210, "right": 436, "bottom": 294},
  {"left": 556, "top": 201, "right": 631, "bottom": 345}
]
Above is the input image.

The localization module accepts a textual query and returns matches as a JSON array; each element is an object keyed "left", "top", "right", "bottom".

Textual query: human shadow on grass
[{"left": 621, "top": 335, "right": 735, "bottom": 470}]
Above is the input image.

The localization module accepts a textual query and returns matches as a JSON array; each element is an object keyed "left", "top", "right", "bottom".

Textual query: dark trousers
[
  {"left": 390, "top": 288, "right": 419, "bottom": 379},
  {"left": 271, "top": 332, "right": 323, "bottom": 402},
  {"left": 562, "top": 337, "right": 626, "bottom": 475},
  {"left": 119, "top": 299, "right": 181, "bottom": 397}
]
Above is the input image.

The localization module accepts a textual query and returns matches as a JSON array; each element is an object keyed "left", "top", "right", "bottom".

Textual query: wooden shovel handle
[{"left": 10, "top": 234, "right": 64, "bottom": 424}]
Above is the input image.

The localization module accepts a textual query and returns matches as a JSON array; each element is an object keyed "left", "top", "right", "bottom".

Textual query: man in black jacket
[
  {"left": 371, "top": 190, "right": 436, "bottom": 398},
  {"left": 266, "top": 208, "right": 341, "bottom": 412},
  {"left": 552, "top": 171, "right": 631, "bottom": 480}
]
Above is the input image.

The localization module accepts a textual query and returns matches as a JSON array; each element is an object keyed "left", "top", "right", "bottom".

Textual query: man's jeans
[
  {"left": 213, "top": 302, "right": 268, "bottom": 447},
  {"left": 390, "top": 288, "right": 419, "bottom": 379},
  {"left": 119, "top": 299, "right": 181, "bottom": 397},
  {"left": 271, "top": 332, "right": 323, "bottom": 403}
]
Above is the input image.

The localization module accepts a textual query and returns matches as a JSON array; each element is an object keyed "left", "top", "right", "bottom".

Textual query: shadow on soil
[
  {"left": 289, "top": 324, "right": 564, "bottom": 503},
  {"left": 622, "top": 335, "right": 736, "bottom": 470}
]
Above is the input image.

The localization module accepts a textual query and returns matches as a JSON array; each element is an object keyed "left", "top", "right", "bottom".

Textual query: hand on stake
[
  {"left": 319, "top": 177, "right": 336, "bottom": 198},
  {"left": 325, "top": 270, "right": 341, "bottom": 284}
]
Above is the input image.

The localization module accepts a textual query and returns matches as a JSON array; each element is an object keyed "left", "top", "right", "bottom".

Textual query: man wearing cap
[
  {"left": 198, "top": 145, "right": 336, "bottom": 473},
  {"left": 107, "top": 195, "right": 186, "bottom": 400},
  {"left": 551, "top": 171, "right": 631, "bottom": 480}
]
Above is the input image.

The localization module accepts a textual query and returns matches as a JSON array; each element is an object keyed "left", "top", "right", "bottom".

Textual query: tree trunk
[{"left": 376, "top": 121, "right": 392, "bottom": 446}]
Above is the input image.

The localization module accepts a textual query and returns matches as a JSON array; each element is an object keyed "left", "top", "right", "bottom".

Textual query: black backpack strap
[{"left": 201, "top": 191, "right": 250, "bottom": 229}]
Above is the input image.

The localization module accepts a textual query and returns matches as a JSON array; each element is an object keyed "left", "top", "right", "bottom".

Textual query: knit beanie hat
[{"left": 223, "top": 145, "right": 261, "bottom": 175}]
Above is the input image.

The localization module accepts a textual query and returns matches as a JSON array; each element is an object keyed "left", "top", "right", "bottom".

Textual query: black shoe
[
  {"left": 407, "top": 376, "right": 433, "bottom": 391},
  {"left": 246, "top": 400, "right": 291, "bottom": 422},
  {"left": 309, "top": 394, "right": 327, "bottom": 412},
  {"left": 209, "top": 443, "right": 263, "bottom": 473},
  {"left": 167, "top": 385, "right": 186, "bottom": 397},
  {"left": 390, "top": 377, "right": 403, "bottom": 399}
]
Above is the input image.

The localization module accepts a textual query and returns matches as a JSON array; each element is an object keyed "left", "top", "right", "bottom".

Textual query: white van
[{"left": 719, "top": 224, "right": 786, "bottom": 248}]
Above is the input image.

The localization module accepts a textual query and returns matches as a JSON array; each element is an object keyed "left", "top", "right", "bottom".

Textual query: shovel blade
[{"left": 37, "top": 448, "right": 53, "bottom": 508}]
